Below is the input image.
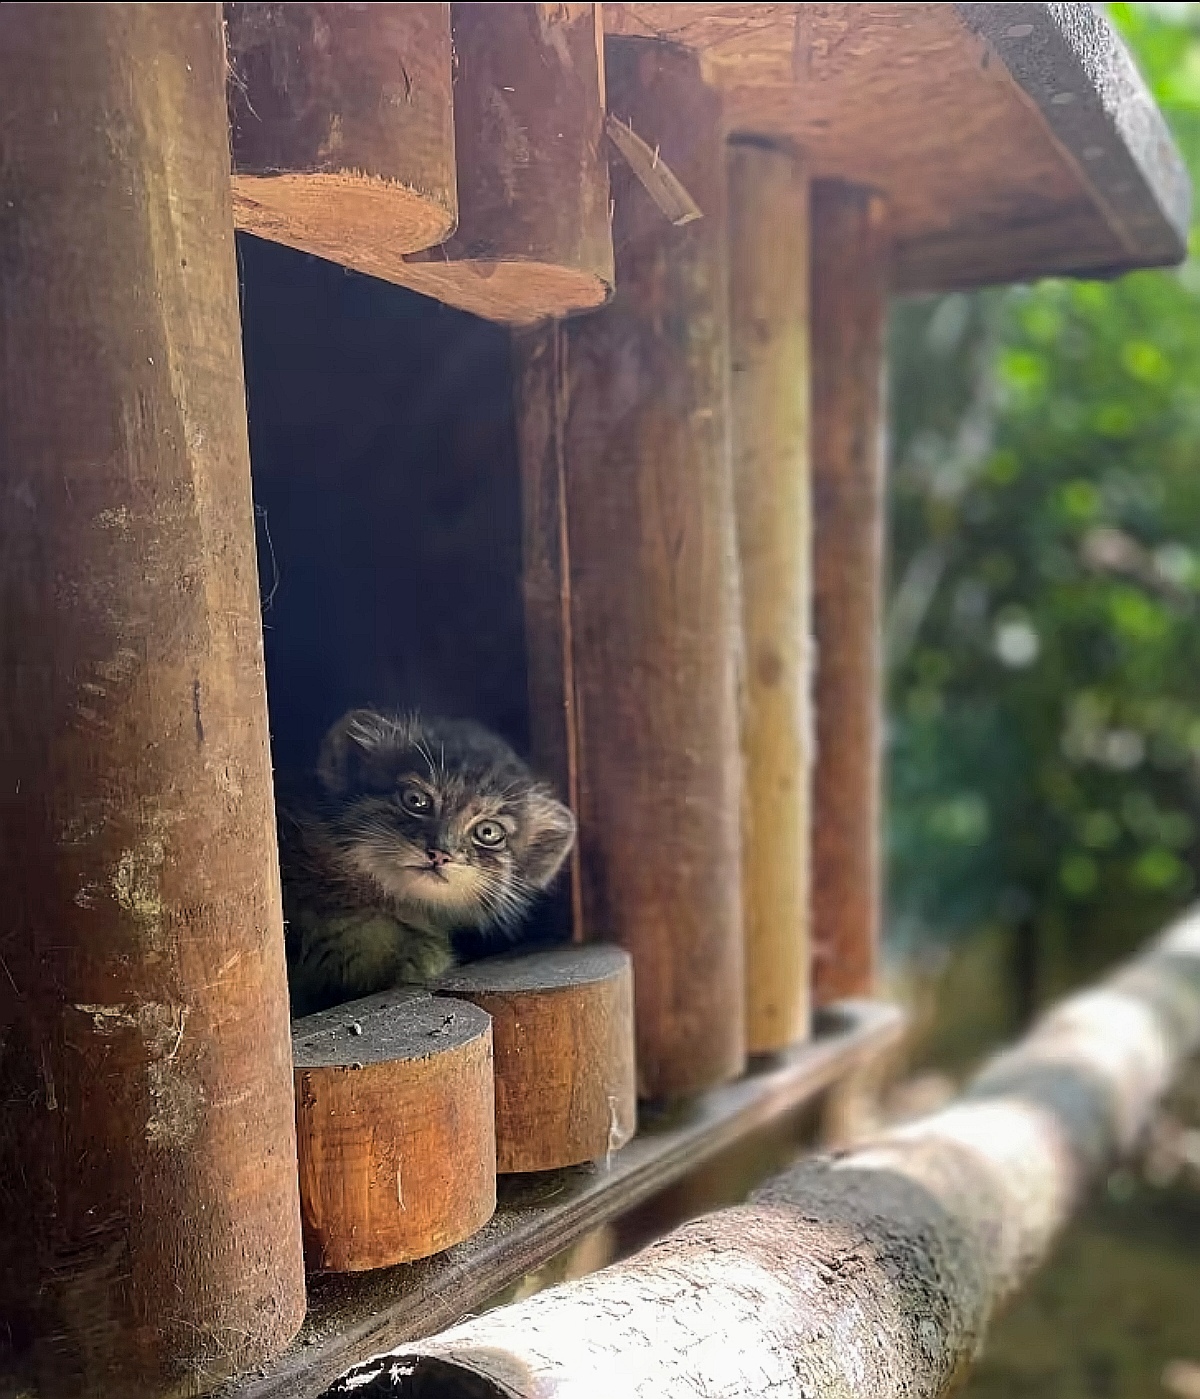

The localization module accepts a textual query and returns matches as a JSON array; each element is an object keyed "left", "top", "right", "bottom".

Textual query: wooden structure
[
  {"left": 292, "top": 990, "right": 495, "bottom": 1272},
  {"left": 342, "top": 910, "right": 1200, "bottom": 1398},
  {"left": 0, "top": 3, "right": 1187, "bottom": 1397},
  {"left": 436, "top": 946, "right": 636, "bottom": 1173}
]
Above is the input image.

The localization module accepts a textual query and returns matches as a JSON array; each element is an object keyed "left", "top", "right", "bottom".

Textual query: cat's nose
[{"left": 425, "top": 848, "right": 452, "bottom": 869}]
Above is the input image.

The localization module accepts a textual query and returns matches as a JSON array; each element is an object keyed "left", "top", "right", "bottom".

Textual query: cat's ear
[
  {"left": 316, "top": 708, "right": 395, "bottom": 795},
  {"left": 521, "top": 790, "right": 577, "bottom": 888}
]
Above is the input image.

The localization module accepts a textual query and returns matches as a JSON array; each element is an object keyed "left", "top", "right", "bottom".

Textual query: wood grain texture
[
  {"left": 0, "top": 7, "right": 305, "bottom": 1395},
  {"left": 226, "top": 3, "right": 457, "bottom": 269},
  {"left": 728, "top": 139, "right": 812, "bottom": 1055},
  {"left": 551, "top": 35, "right": 746, "bottom": 1100},
  {"left": 329, "top": 915, "right": 1200, "bottom": 1399},
  {"left": 392, "top": 3, "right": 614, "bottom": 323},
  {"left": 293, "top": 991, "right": 496, "bottom": 1271},
  {"left": 604, "top": 3, "right": 1187, "bottom": 291},
  {"left": 810, "top": 181, "right": 889, "bottom": 1007},
  {"left": 437, "top": 946, "right": 636, "bottom": 1172},
  {"left": 220, "top": 1001, "right": 904, "bottom": 1399}
]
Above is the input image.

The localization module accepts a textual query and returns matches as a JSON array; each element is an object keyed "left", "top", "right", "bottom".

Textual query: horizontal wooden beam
[
  {"left": 220, "top": 1001, "right": 904, "bottom": 1399},
  {"left": 336, "top": 911, "right": 1200, "bottom": 1398}
]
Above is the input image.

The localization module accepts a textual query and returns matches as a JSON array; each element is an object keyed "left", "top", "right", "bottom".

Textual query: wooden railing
[{"left": 329, "top": 910, "right": 1200, "bottom": 1398}]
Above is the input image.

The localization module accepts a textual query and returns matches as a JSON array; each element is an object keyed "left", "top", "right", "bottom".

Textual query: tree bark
[
  {"left": 329, "top": 910, "right": 1200, "bottom": 1398},
  {"left": 0, "top": 6, "right": 305, "bottom": 1395}
]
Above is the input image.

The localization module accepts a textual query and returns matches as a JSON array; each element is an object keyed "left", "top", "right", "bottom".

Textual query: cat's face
[{"left": 314, "top": 709, "right": 576, "bottom": 932}]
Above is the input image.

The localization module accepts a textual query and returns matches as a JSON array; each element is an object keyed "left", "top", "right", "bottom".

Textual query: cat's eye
[
  {"left": 399, "top": 785, "right": 432, "bottom": 815},
  {"left": 471, "top": 819, "right": 507, "bottom": 850}
]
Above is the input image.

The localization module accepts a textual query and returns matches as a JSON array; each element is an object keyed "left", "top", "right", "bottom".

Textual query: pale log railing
[{"left": 330, "top": 910, "right": 1200, "bottom": 1398}]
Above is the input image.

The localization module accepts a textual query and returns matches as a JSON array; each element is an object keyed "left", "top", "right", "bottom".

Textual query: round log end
[
  {"left": 226, "top": 1, "right": 458, "bottom": 261},
  {"left": 232, "top": 173, "right": 456, "bottom": 269},
  {"left": 293, "top": 989, "right": 496, "bottom": 1271},
  {"left": 391, "top": 258, "right": 613, "bottom": 325},
  {"left": 436, "top": 946, "right": 637, "bottom": 1173}
]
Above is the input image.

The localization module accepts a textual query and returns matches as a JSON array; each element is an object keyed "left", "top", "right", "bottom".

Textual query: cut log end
[
  {"left": 436, "top": 946, "right": 637, "bottom": 1172},
  {"left": 232, "top": 174, "right": 456, "bottom": 271},
  {"left": 293, "top": 989, "right": 496, "bottom": 1271},
  {"left": 391, "top": 260, "right": 612, "bottom": 325}
]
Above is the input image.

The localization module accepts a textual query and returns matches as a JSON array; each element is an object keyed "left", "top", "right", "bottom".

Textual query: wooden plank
[
  {"left": 810, "top": 181, "right": 889, "bottom": 1007},
  {"left": 0, "top": 6, "right": 305, "bottom": 1394},
  {"left": 217, "top": 999, "right": 903, "bottom": 1399},
  {"left": 604, "top": 3, "right": 1188, "bottom": 291},
  {"left": 727, "top": 138, "right": 813, "bottom": 1055},
  {"left": 955, "top": 3, "right": 1190, "bottom": 262}
]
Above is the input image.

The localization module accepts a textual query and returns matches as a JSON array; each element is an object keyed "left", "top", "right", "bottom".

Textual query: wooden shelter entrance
[{"left": 0, "top": 4, "right": 1187, "bottom": 1397}]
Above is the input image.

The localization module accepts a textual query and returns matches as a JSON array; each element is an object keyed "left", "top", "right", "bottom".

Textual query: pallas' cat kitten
[{"left": 280, "top": 709, "right": 576, "bottom": 1017}]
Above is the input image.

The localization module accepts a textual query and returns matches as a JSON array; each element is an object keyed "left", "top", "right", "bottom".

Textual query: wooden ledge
[{"left": 220, "top": 999, "right": 905, "bottom": 1399}]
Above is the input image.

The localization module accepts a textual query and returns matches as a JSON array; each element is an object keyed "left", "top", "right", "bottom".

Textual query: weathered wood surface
[
  {"left": 524, "top": 35, "right": 745, "bottom": 1100},
  {"left": 328, "top": 912, "right": 1200, "bottom": 1399},
  {"left": 728, "top": 138, "right": 812, "bottom": 1055},
  {"left": 227, "top": 4, "right": 1188, "bottom": 296},
  {"left": 293, "top": 990, "right": 496, "bottom": 1271},
  {"left": 0, "top": 5, "right": 305, "bottom": 1395},
  {"left": 220, "top": 1001, "right": 903, "bottom": 1399},
  {"left": 437, "top": 946, "right": 636, "bottom": 1172},
  {"left": 810, "top": 180, "right": 889, "bottom": 1007},
  {"left": 392, "top": 3, "right": 613, "bottom": 323},
  {"left": 514, "top": 319, "right": 585, "bottom": 944},
  {"left": 603, "top": 3, "right": 1188, "bottom": 291},
  {"left": 226, "top": 2, "right": 457, "bottom": 273}
]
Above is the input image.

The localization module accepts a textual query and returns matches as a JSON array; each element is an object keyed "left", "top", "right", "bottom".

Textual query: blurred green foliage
[{"left": 887, "top": 4, "right": 1200, "bottom": 1002}]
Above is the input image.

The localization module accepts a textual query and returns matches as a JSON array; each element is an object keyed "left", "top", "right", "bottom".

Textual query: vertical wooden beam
[
  {"left": 0, "top": 7, "right": 305, "bottom": 1395},
  {"left": 519, "top": 36, "right": 745, "bottom": 1100},
  {"left": 727, "top": 139, "right": 812, "bottom": 1054},
  {"left": 810, "top": 181, "right": 890, "bottom": 1006}
]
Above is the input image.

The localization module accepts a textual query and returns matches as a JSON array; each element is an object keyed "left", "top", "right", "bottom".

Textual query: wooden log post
[
  {"left": 437, "top": 946, "right": 636, "bottom": 1172},
  {"left": 293, "top": 991, "right": 496, "bottom": 1272},
  {"left": 810, "top": 180, "right": 890, "bottom": 1006},
  {"left": 514, "top": 319, "right": 585, "bottom": 946},
  {"left": 328, "top": 910, "right": 1200, "bottom": 1399},
  {"left": 517, "top": 36, "right": 745, "bottom": 1100},
  {"left": 0, "top": 6, "right": 305, "bottom": 1397},
  {"left": 727, "top": 139, "right": 813, "bottom": 1055},
  {"left": 226, "top": 2, "right": 457, "bottom": 274},
  {"left": 392, "top": 2, "right": 613, "bottom": 324}
]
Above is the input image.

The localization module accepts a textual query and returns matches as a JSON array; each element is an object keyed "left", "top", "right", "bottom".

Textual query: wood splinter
[
  {"left": 437, "top": 945, "right": 636, "bottom": 1173},
  {"left": 293, "top": 989, "right": 496, "bottom": 1272}
]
